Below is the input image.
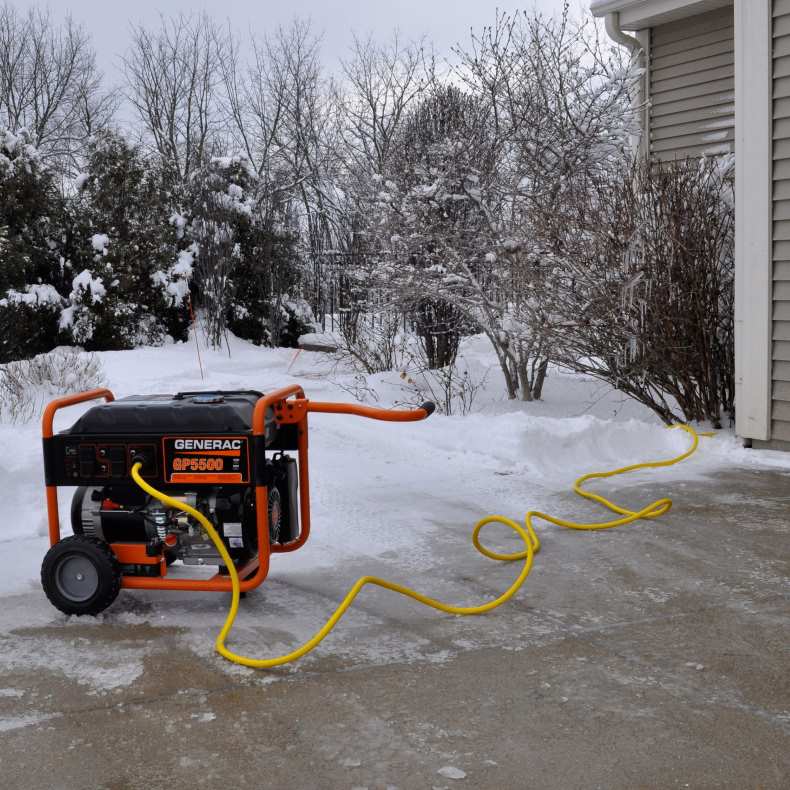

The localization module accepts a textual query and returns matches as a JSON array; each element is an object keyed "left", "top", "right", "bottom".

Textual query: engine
[{"left": 70, "top": 454, "right": 299, "bottom": 575}]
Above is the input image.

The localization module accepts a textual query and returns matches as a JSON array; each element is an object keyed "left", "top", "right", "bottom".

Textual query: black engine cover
[
  {"left": 69, "top": 391, "right": 263, "bottom": 435},
  {"left": 43, "top": 390, "right": 298, "bottom": 487}
]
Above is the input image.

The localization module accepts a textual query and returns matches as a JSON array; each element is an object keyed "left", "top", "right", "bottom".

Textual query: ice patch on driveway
[{"left": 0, "top": 711, "right": 62, "bottom": 732}]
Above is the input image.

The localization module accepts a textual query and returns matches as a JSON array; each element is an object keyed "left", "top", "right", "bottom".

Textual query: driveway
[{"left": 0, "top": 468, "right": 788, "bottom": 789}]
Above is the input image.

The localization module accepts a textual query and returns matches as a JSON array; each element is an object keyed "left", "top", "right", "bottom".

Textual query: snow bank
[
  {"left": 0, "top": 331, "right": 788, "bottom": 603},
  {"left": 298, "top": 331, "right": 340, "bottom": 351}
]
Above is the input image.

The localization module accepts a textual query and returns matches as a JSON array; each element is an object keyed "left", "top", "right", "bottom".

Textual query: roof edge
[
  {"left": 590, "top": 0, "right": 643, "bottom": 15},
  {"left": 591, "top": 0, "right": 732, "bottom": 28}
]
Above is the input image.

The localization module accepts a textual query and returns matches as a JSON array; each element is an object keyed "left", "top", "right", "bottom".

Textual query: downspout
[
  {"left": 604, "top": 12, "right": 649, "bottom": 158},
  {"left": 604, "top": 12, "right": 642, "bottom": 53}
]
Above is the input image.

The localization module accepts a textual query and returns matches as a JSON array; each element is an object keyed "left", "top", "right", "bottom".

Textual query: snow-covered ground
[
  {"left": 3, "top": 332, "right": 790, "bottom": 595},
  {"left": 1, "top": 332, "right": 789, "bottom": 686}
]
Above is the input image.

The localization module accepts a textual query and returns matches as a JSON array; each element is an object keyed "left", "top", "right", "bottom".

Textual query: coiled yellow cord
[{"left": 130, "top": 423, "right": 705, "bottom": 669}]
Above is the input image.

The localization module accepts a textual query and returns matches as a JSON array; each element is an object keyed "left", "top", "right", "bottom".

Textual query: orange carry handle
[
  {"left": 42, "top": 388, "right": 116, "bottom": 546},
  {"left": 42, "top": 387, "right": 115, "bottom": 439},
  {"left": 307, "top": 400, "right": 435, "bottom": 421}
]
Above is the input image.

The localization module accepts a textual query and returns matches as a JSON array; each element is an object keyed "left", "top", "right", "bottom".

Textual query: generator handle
[
  {"left": 42, "top": 387, "right": 115, "bottom": 548},
  {"left": 306, "top": 401, "right": 435, "bottom": 421},
  {"left": 42, "top": 387, "right": 116, "bottom": 439},
  {"left": 251, "top": 384, "right": 306, "bottom": 435},
  {"left": 252, "top": 385, "right": 310, "bottom": 558}
]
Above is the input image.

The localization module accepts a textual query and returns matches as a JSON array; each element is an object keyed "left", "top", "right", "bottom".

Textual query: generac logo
[{"left": 174, "top": 438, "right": 243, "bottom": 451}]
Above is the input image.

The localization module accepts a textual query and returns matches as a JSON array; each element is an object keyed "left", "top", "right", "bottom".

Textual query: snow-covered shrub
[
  {"left": 412, "top": 297, "right": 472, "bottom": 370},
  {"left": 0, "top": 348, "right": 105, "bottom": 423},
  {"left": 64, "top": 131, "right": 190, "bottom": 350},
  {"left": 60, "top": 267, "right": 140, "bottom": 349},
  {"left": 187, "top": 156, "right": 257, "bottom": 347},
  {"left": 0, "top": 130, "right": 65, "bottom": 291},
  {"left": 272, "top": 298, "right": 317, "bottom": 349},
  {"left": 0, "top": 129, "right": 69, "bottom": 361},
  {"left": 548, "top": 157, "right": 735, "bottom": 427},
  {"left": 233, "top": 296, "right": 315, "bottom": 350},
  {"left": 0, "top": 285, "right": 64, "bottom": 363},
  {"left": 364, "top": 83, "right": 544, "bottom": 396}
]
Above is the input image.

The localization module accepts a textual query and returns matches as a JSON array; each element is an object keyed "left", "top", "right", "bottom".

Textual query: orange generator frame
[{"left": 42, "top": 386, "right": 433, "bottom": 599}]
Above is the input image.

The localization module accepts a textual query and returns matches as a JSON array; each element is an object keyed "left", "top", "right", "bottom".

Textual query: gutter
[{"left": 604, "top": 12, "right": 642, "bottom": 56}]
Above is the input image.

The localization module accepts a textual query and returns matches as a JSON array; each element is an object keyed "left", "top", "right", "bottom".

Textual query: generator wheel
[{"left": 41, "top": 535, "right": 121, "bottom": 616}]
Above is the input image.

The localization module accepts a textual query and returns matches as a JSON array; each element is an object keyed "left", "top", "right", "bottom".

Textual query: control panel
[
  {"left": 59, "top": 442, "right": 157, "bottom": 482},
  {"left": 44, "top": 432, "right": 265, "bottom": 488}
]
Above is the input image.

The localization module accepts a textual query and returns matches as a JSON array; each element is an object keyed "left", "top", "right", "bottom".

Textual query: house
[{"left": 591, "top": 0, "right": 789, "bottom": 450}]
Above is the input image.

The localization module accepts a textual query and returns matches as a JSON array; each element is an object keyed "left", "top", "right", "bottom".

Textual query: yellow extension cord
[{"left": 130, "top": 423, "right": 707, "bottom": 669}]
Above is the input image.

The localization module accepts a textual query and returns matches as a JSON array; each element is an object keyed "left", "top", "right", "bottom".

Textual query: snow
[
  {"left": 169, "top": 212, "right": 187, "bottom": 239},
  {"left": 298, "top": 331, "right": 340, "bottom": 350},
  {"left": 151, "top": 244, "right": 195, "bottom": 304},
  {"left": 0, "top": 712, "right": 62, "bottom": 733},
  {"left": 0, "top": 283, "right": 62, "bottom": 308},
  {"left": 438, "top": 766, "right": 467, "bottom": 780},
  {"left": 90, "top": 234, "right": 109, "bottom": 254},
  {"left": 58, "top": 305, "right": 75, "bottom": 330},
  {"left": 70, "top": 269, "right": 106, "bottom": 304},
  {"left": 340, "top": 757, "right": 362, "bottom": 768},
  {"left": 173, "top": 246, "right": 196, "bottom": 277},
  {"left": 1, "top": 332, "right": 790, "bottom": 681}
]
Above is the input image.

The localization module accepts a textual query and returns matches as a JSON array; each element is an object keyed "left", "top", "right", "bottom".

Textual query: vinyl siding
[
  {"left": 773, "top": 0, "right": 790, "bottom": 443},
  {"left": 649, "top": 7, "right": 735, "bottom": 160}
]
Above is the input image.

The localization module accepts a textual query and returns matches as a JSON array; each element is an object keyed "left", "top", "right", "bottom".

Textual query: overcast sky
[{"left": 22, "top": 0, "right": 569, "bottom": 83}]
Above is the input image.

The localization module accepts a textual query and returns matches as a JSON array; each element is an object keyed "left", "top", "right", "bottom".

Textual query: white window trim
[{"left": 734, "top": 0, "right": 772, "bottom": 441}]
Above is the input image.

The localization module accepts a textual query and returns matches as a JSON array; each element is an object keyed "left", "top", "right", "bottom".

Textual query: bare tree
[
  {"left": 271, "top": 20, "right": 343, "bottom": 249},
  {"left": 123, "top": 13, "right": 229, "bottom": 183},
  {"left": 219, "top": 31, "right": 284, "bottom": 182},
  {"left": 339, "top": 33, "right": 429, "bottom": 178},
  {"left": 0, "top": 4, "right": 113, "bottom": 177},
  {"left": 306, "top": 33, "right": 432, "bottom": 340},
  {"left": 355, "top": 7, "right": 636, "bottom": 400},
  {"left": 450, "top": 6, "right": 635, "bottom": 399}
]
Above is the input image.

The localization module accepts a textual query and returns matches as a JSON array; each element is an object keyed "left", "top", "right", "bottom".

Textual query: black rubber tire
[{"left": 41, "top": 535, "right": 121, "bottom": 616}]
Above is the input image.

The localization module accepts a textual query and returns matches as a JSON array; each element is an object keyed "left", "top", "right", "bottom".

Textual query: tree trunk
[
  {"left": 490, "top": 339, "right": 518, "bottom": 399},
  {"left": 531, "top": 358, "right": 549, "bottom": 400},
  {"left": 517, "top": 358, "right": 533, "bottom": 401}
]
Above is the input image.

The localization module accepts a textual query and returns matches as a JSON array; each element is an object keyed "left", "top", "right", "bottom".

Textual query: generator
[{"left": 41, "top": 385, "right": 434, "bottom": 616}]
